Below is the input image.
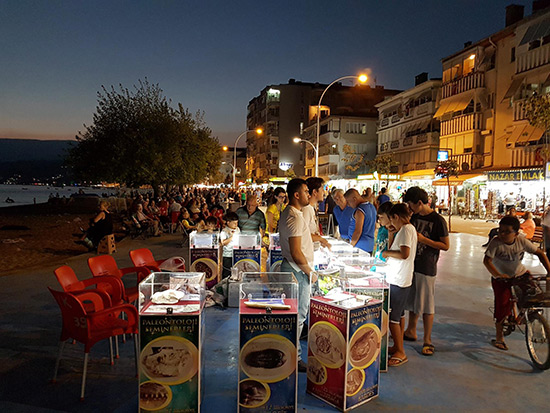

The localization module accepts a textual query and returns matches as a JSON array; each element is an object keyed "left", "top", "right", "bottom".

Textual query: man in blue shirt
[
  {"left": 331, "top": 189, "right": 354, "bottom": 241},
  {"left": 376, "top": 187, "right": 390, "bottom": 207},
  {"left": 344, "top": 188, "right": 377, "bottom": 254}
]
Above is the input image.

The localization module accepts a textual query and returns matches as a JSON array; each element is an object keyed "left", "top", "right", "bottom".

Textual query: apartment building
[
  {"left": 436, "top": 2, "right": 550, "bottom": 172},
  {"left": 220, "top": 147, "right": 246, "bottom": 185},
  {"left": 247, "top": 80, "right": 399, "bottom": 181},
  {"left": 376, "top": 74, "right": 441, "bottom": 175},
  {"left": 246, "top": 80, "right": 315, "bottom": 181}
]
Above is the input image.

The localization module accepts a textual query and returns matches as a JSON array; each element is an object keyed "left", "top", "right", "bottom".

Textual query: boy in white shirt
[
  {"left": 381, "top": 203, "right": 417, "bottom": 367},
  {"left": 220, "top": 211, "right": 240, "bottom": 279}
]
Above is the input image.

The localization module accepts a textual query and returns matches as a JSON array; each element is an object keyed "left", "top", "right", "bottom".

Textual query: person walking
[
  {"left": 344, "top": 188, "right": 377, "bottom": 254},
  {"left": 402, "top": 186, "right": 450, "bottom": 356},
  {"left": 279, "top": 178, "right": 316, "bottom": 373}
]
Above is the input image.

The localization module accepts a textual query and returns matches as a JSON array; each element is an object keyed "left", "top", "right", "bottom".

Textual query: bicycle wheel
[{"left": 525, "top": 310, "right": 550, "bottom": 370}]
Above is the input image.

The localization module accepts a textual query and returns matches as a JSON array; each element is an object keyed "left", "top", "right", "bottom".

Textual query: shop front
[
  {"left": 484, "top": 168, "right": 546, "bottom": 216},
  {"left": 432, "top": 173, "right": 486, "bottom": 216}
]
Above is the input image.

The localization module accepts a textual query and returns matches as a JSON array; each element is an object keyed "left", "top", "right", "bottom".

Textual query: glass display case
[
  {"left": 238, "top": 272, "right": 298, "bottom": 412},
  {"left": 139, "top": 271, "right": 206, "bottom": 315},
  {"left": 234, "top": 233, "right": 261, "bottom": 249},
  {"left": 138, "top": 272, "right": 206, "bottom": 412},
  {"left": 189, "top": 231, "right": 219, "bottom": 248}
]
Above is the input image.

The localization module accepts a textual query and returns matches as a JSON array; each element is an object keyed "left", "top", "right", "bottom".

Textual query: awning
[
  {"left": 401, "top": 169, "right": 435, "bottom": 180},
  {"left": 433, "top": 90, "right": 475, "bottom": 118},
  {"left": 519, "top": 19, "right": 550, "bottom": 45},
  {"left": 501, "top": 77, "right": 524, "bottom": 102},
  {"left": 432, "top": 173, "right": 485, "bottom": 186},
  {"left": 516, "top": 123, "right": 546, "bottom": 143}
]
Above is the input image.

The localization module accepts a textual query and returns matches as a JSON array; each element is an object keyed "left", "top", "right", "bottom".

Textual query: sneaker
[{"left": 298, "top": 360, "right": 307, "bottom": 373}]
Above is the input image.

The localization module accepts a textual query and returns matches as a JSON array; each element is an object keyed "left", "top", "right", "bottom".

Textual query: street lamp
[
  {"left": 293, "top": 137, "right": 319, "bottom": 164},
  {"left": 234, "top": 128, "right": 262, "bottom": 188},
  {"left": 315, "top": 74, "right": 368, "bottom": 176}
]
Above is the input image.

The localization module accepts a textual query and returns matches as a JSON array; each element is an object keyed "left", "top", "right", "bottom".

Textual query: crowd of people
[{"left": 75, "top": 180, "right": 550, "bottom": 370}]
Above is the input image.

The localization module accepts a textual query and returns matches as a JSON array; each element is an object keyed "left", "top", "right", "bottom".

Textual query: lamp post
[
  {"left": 315, "top": 74, "right": 368, "bottom": 176},
  {"left": 234, "top": 128, "right": 262, "bottom": 188},
  {"left": 293, "top": 137, "right": 318, "bottom": 173}
]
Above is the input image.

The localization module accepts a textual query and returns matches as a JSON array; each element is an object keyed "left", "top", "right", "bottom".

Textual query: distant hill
[
  {"left": 0, "top": 139, "right": 76, "bottom": 183},
  {"left": 0, "top": 138, "right": 75, "bottom": 162}
]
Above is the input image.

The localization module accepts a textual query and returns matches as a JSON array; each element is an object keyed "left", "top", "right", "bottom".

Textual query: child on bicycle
[{"left": 483, "top": 215, "right": 550, "bottom": 350}]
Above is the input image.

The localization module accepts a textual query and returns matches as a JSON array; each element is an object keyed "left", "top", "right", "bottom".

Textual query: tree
[
  {"left": 66, "top": 80, "right": 221, "bottom": 193},
  {"left": 434, "top": 159, "right": 459, "bottom": 231},
  {"left": 341, "top": 144, "right": 368, "bottom": 173},
  {"left": 366, "top": 153, "right": 399, "bottom": 179},
  {"left": 524, "top": 93, "right": 550, "bottom": 161}
]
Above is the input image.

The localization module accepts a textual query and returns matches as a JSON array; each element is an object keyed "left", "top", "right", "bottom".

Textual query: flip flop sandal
[
  {"left": 422, "top": 343, "right": 435, "bottom": 356},
  {"left": 491, "top": 339, "right": 508, "bottom": 351},
  {"left": 389, "top": 356, "right": 408, "bottom": 367}
]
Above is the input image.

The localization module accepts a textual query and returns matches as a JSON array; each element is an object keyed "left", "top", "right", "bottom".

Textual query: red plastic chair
[
  {"left": 170, "top": 211, "right": 181, "bottom": 233},
  {"left": 87, "top": 255, "right": 148, "bottom": 304},
  {"left": 54, "top": 265, "right": 124, "bottom": 309},
  {"left": 129, "top": 248, "right": 185, "bottom": 273},
  {"left": 49, "top": 287, "right": 138, "bottom": 400}
]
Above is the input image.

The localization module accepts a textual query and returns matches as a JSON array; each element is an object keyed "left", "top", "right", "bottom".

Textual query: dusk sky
[{"left": 1, "top": 0, "right": 533, "bottom": 145}]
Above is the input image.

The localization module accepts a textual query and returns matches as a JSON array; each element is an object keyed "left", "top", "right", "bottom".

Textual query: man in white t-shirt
[
  {"left": 279, "top": 178, "right": 316, "bottom": 372},
  {"left": 302, "top": 177, "right": 330, "bottom": 249}
]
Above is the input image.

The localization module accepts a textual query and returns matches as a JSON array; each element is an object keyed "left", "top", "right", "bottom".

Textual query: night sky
[{"left": 0, "top": 0, "right": 532, "bottom": 145}]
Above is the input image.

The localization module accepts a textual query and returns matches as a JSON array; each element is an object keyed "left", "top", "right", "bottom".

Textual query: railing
[
  {"left": 516, "top": 42, "right": 550, "bottom": 74},
  {"left": 391, "top": 115, "right": 401, "bottom": 124},
  {"left": 380, "top": 118, "right": 390, "bottom": 127},
  {"left": 441, "top": 71, "right": 485, "bottom": 99},
  {"left": 513, "top": 98, "right": 528, "bottom": 121},
  {"left": 450, "top": 153, "right": 483, "bottom": 170},
  {"left": 441, "top": 113, "right": 483, "bottom": 136},
  {"left": 510, "top": 144, "right": 546, "bottom": 167}
]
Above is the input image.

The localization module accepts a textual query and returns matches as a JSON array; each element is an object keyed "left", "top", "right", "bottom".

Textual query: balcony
[
  {"left": 441, "top": 113, "right": 482, "bottom": 136},
  {"left": 441, "top": 71, "right": 485, "bottom": 99},
  {"left": 510, "top": 144, "right": 546, "bottom": 167},
  {"left": 513, "top": 98, "right": 528, "bottom": 121},
  {"left": 380, "top": 118, "right": 390, "bottom": 127},
  {"left": 516, "top": 42, "right": 550, "bottom": 74},
  {"left": 450, "top": 153, "right": 483, "bottom": 171}
]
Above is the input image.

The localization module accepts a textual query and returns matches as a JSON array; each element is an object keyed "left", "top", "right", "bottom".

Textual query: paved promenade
[{"left": 1, "top": 229, "right": 549, "bottom": 412}]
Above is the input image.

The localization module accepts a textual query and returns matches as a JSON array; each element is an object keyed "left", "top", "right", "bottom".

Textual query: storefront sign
[
  {"left": 357, "top": 174, "right": 400, "bottom": 181},
  {"left": 437, "top": 150, "right": 449, "bottom": 161},
  {"left": 486, "top": 169, "right": 543, "bottom": 182},
  {"left": 279, "top": 162, "right": 293, "bottom": 171}
]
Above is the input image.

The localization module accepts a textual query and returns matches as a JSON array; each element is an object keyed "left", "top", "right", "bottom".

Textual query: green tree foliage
[
  {"left": 366, "top": 153, "right": 399, "bottom": 177},
  {"left": 524, "top": 93, "right": 550, "bottom": 160},
  {"left": 67, "top": 80, "right": 221, "bottom": 188},
  {"left": 434, "top": 159, "right": 459, "bottom": 231}
]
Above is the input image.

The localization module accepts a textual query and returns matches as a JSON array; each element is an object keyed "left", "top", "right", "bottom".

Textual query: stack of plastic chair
[
  {"left": 49, "top": 287, "right": 138, "bottom": 400},
  {"left": 87, "top": 255, "right": 148, "bottom": 304},
  {"left": 129, "top": 248, "right": 185, "bottom": 273}
]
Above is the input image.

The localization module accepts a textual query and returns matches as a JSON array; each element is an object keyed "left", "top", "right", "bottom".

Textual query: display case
[
  {"left": 233, "top": 232, "right": 262, "bottom": 276},
  {"left": 307, "top": 269, "right": 383, "bottom": 411},
  {"left": 268, "top": 233, "right": 283, "bottom": 272},
  {"left": 138, "top": 272, "right": 206, "bottom": 413},
  {"left": 238, "top": 272, "right": 298, "bottom": 412},
  {"left": 189, "top": 231, "right": 221, "bottom": 289}
]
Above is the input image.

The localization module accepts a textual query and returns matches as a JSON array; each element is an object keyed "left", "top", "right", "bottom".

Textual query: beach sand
[{"left": 0, "top": 203, "right": 100, "bottom": 275}]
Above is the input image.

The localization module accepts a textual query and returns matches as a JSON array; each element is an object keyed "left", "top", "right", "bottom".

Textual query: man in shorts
[{"left": 403, "top": 186, "right": 449, "bottom": 356}]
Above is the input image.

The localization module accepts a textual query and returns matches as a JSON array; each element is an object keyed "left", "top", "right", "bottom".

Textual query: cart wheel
[{"left": 525, "top": 310, "right": 550, "bottom": 370}]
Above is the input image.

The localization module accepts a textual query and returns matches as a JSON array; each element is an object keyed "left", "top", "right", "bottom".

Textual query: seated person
[
  {"left": 132, "top": 203, "right": 161, "bottom": 236},
  {"left": 483, "top": 215, "right": 550, "bottom": 351},
  {"left": 77, "top": 201, "right": 113, "bottom": 250},
  {"left": 520, "top": 211, "right": 536, "bottom": 240},
  {"left": 180, "top": 208, "right": 198, "bottom": 231}
]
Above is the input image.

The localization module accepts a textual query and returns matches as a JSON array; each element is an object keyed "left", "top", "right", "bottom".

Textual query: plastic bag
[{"left": 159, "top": 256, "right": 186, "bottom": 272}]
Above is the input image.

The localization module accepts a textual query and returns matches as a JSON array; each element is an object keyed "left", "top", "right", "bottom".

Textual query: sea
[{"left": 0, "top": 184, "right": 119, "bottom": 207}]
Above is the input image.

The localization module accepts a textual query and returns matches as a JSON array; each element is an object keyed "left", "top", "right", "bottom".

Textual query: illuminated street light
[
  {"left": 293, "top": 136, "right": 318, "bottom": 160},
  {"left": 222, "top": 146, "right": 229, "bottom": 151},
  {"left": 234, "top": 128, "right": 262, "bottom": 188},
  {"left": 315, "top": 74, "right": 368, "bottom": 176}
]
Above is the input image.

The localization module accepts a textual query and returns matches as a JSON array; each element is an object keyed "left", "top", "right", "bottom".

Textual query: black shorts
[{"left": 389, "top": 284, "right": 411, "bottom": 323}]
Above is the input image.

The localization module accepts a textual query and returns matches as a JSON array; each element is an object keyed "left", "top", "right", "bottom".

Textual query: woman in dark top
[{"left": 77, "top": 201, "right": 113, "bottom": 250}]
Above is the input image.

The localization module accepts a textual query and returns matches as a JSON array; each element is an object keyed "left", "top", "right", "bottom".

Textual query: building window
[
  {"left": 345, "top": 122, "right": 367, "bottom": 134},
  {"left": 511, "top": 47, "right": 516, "bottom": 63}
]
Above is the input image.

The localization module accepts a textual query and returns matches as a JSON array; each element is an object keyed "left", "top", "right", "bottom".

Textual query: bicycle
[{"left": 500, "top": 274, "right": 550, "bottom": 370}]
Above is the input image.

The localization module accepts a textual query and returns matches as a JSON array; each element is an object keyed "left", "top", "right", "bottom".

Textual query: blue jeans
[{"left": 281, "top": 258, "right": 310, "bottom": 360}]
